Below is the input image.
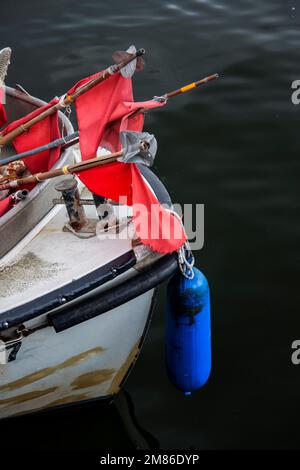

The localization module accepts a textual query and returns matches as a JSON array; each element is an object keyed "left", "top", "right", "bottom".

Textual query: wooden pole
[
  {"left": 128, "top": 73, "right": 219, "bottom": 119},
  {"left": 0, "top": 48, "right": 145, "bottom": 147},
  {"left": 166, "top": 73, "right": 219, "bottom": 98},
  {"left": 0, "top": 150, "right": 123, "bottom": 190},
  {"left": 0, "top": 71, "right": 219, "bottom": 188}
]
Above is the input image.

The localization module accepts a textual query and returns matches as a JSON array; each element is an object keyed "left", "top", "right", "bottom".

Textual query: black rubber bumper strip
[
  {"left": 48, "top": 252, "right": 179, "bottom": 333},
  {"left": 0, "top": 251, "right": 135, "bottom": 332}
]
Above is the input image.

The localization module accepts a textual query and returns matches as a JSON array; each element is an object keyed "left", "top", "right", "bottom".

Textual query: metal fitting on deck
[
  {"left": 55, "top": 179, "right": 88, "bottom": 231},
  {"left": 11, "top": 189, "right": 29, "bottom": 202}
]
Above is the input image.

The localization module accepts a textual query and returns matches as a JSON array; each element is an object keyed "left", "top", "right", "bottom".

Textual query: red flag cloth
[
  {"left": 130, "top": 165, "right": 187, "bottom": 252},
  {"left": 0, "top": 87, "right": 7, "bottom": 128},
  {"left": 70, "top": 71, "right": 186, "bottom": 253},
  {"left": 68, "top": 72, "right": 166, "bottom": 159},
  {"left": 0, "top": 104, "right": 7, "bottom": 128},
  {"left": 78, "top": 161, "right": 187, "bottom": 253},
  {"left": 0, "top": 196, "right": 13, "bottom": 217},
  {"left": 2, "top": 98, "right": 61, "bottom": 173}
]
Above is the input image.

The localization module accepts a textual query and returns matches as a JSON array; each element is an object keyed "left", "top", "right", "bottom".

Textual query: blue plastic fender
[{"left": 166, "top": 267, "right": 211, "bottom": 394}]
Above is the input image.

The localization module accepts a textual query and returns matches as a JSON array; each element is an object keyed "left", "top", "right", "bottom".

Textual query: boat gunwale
[
  {"left": 0, "top": 250, "right": 137, "bottom": 331},
  {"left": 49, "top": 253, "right": 178, "bottom": 333},
  {"left": 0, "top": 86, "right": 75, "bottom": 229}
]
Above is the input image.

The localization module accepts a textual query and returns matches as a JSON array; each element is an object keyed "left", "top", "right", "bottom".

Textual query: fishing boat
[
  {"left": 0, "top": 43, "right": 218, "bottom": 419},
  {"left": 0, "top": 87, "right": 178, "bottom": 421}
]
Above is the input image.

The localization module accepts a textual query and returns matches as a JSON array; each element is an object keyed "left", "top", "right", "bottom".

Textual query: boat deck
[{"left": 0, "top": 190, "right": 134, "bottom": 315}]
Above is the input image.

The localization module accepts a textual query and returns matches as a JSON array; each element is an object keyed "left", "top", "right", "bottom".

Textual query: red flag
[
  {"left": 0, "top": 196, "right": 13, "bottom": 217},
  {"left": 78, "top": 162, "right": 186, "bottom": 253},
  {"left": 68, "top": 72, "right": 130, "bottom": 159},
  {"left": 131, "top": 165, "right": 187, "bottom": 253},
  {"left": 0, "top": 103, "right": 7, "bottom": 128},
  {"left": 68, "top": 72, "right": 165, "bottom": 158},
  {"left": 71, "top": 71, "right": 186, "bottom": 253},
  {"left": 2, "top": 98, "right": 61, "bottom": 173}
]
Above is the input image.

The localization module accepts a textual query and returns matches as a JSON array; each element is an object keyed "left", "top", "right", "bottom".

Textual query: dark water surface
[{"left": 1, "top": 0, "right": 300, "bottom": 450}]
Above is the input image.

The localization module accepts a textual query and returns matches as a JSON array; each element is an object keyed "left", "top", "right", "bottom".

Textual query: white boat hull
[{"left": 0, "top": 288, "right": 155, "bottom": 420}]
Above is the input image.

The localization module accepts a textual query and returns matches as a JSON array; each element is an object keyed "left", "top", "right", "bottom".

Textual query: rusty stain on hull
[
  {"left": 0, "top": 386, "right": 58, "bottom": 406},
  {"left": 71, "top": 369, "right": 115, "bottom": 390},
  {"left": 3, "top": 393, "right": 89, "bottom": 419},
  {"left": 108, "top": 341, "right": 141, "bottom": 395},
  {"left": 47, "top": 393, "right": 89, "bottom": 407},
  {"left": 0, "top": 341, "right": 141, "bottom": 413},
  {"left": 0, "top": 347, "right": 105, "bottom": 392}
]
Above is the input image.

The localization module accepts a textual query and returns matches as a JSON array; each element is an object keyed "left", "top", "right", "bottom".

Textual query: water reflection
[{"left": 2, "top": 391, "right": 159, "bottom": 450}]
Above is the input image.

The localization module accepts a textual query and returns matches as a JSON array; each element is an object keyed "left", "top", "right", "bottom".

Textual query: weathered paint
[
  {"left": 0, "top": 386, "right": 58, "bottom": 406},
  {"left": 71, "top": 369, "right": 115, "bottom": 390},
  {"left": 0, "top": 290, "right": 155, "bottom": 420},
  {"left": 2, "top": 393, "right": 89, "bottom": 418},
  {"left": 0, "top": 346, "right": 105, "bottom": 392},
  {"left": 108, "top": 341, "right": 141, "bottom": 395},
  {"left": 46, "top": 393, "right": 89, "bottom": 407}
]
